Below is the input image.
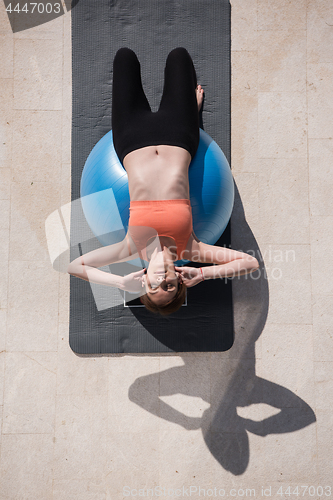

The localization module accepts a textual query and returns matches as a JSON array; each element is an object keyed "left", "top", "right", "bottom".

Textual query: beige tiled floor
[{"left": 1, "top": 0, "right": 333, "bottom": 498}]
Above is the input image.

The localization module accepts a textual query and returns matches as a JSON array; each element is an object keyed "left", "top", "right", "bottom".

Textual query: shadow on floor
[{"left": 128, "top": 183, "right": 316, "bottom": 475}]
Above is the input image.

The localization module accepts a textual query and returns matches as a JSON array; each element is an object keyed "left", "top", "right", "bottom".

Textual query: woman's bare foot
[{"left": 196, "top": 85, "right": 204, "bottom": 111}]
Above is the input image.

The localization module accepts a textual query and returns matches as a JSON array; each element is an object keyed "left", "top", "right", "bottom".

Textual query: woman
[{"left": 68, "top": 47, "right": 259, "bottom": 315}]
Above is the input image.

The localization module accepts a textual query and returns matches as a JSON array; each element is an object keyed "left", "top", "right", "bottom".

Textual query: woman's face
[{"left": 144, "top": 247, "right": 181, "bottom": 305}]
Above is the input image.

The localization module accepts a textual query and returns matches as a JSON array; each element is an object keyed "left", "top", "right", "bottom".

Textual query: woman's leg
[
  {"left": 112, "top": 48, "right": 151, "bottom": 161},
  {"left": 158, "top": 47, "right": 200, "bottom": 158}
]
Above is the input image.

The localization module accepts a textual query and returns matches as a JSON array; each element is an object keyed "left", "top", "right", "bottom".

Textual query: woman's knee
[
  {"left": 165, "top": 47, "right": 196, "bottom": 86},
  {"left": 113, "top": 47, "right": 139, "bottom": 69},
  {"left": 166, "top": 47, "right": 192, "bottom": 65}
]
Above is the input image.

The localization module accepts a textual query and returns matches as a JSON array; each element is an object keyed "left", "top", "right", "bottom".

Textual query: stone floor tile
[
  {"left": 0, "top": 34, "right": 13, "bottom": 78},
  {"left": 261, "top": 323, "right": 313, "bottom": 360},
  {"left": 307, "top": 63, "right": 333, "bottom": 139},
  {"left": 262, "top": 420, "right": 316, "bottom": 481},
  {"left": 9, "top": 178, "right": 61, "bottom": 262},
  {"left": 0, "top": 77, "right": 13, "bottom": 108},
  {"left": 308, "top": 139, "right": 333, "bottom": 216},
  {"left": 0, "top": 2, "right": 13, "bottom": 32},
  {"left": 0, "top": 309, "right": 7, "bottom": 351},
  {"left": 160, "top": 354, "right": 210, "bottom": 401},
  {"left": 209, "top": 358, "right": 266, "bottom": 478},
  {"left": 14, "top": 38, "right": 62, "bottom": 110},
  {"left": 104, "top": 467, "right": 159, "bottom": 498},
  {"left": 258, "top": 0, "right": 307, "bottom": 31},
  {"left": 108, "top": 356, "right": 160, "bottom": 433},
  {"left": 13, "top": 8, "right": 64, "bottom": 40},
  {"left": 159, "top": 391, "right": 210, "bottom": 426},
  {"left": 0, "top": 351, "right": 4, "bottom": 405},
  {"left": 53, "top": 479, "right": 112, "bottom": 500},
  {"left": 258, "top": 159, "right": 310, "bottom": 245},
  {"left": 157, "top": 354, "right": 210, "bottom": 431},
  {"left": 0, "top": 115, "right": 12, "bottom": 169},
  {"left": 60, "top": 163, "right": 71, "bottom": 209},
  {"left": 209, "top": 358, "right": 264, "bottom": 439},
  {"left": 309, "top": 137, "right": 333, "bottom": 158},
  {"left": 231, "top": 93, "right": 258, "bottom": 172},
  {"left": 158, "top": 428, "right": 213, "bottom": 485},
  {"left": 316, "top": 409, "right": 333, "bottom": 461},
  {"left": 232, "top": 51, "right": 258, "bottom": 96},
  {"left": 258, "top": 91, "right": 307, "bottom": 159},
  {"left": 58, "top": 271, "right": 69, "bottom": 325},
  {"left": 211, "top": 477, "right": 264, "bottom": 498},
  {"left": 0, "top": 434, "right": 54, "bottom": 499},
  {"left": 58, "top": 321, "right": 69, "bottom": 352},
  {"left": 57, "top": 350, "right": 109, "bottom": 396},
  {"left": 233, "top": 172, "right": 259, "bottom": 230},
  {"left": 312, "top": 295, "right": 333, "bottom": 362},
  {"left": 230, "top": 0, "right": 258, "bottom": 51},
  {"left": 3, "top": 352, "right": 57, "bottom": 433},
  {"left": 106, "top": 430, "right": 160, "bottom": 477},
  {"left": 307, "top": 0, "right": 333, "bottom": 64},
  {"left": 63, "top": 3, "right": 71, "bottom": 45},
  {"left": 0, "top": 260, "right": 8, "bottom": 310},
  {"left": 262, "top": 355, "right": 315, "bottom": 408},
  {"left": 62, "top": 14, "right": 71, "bottom": 165},
  {"left": 226, "top": 319, "right": 262, "bottom": 360},
  {"left": 0, "top": 199, "right": 10, "bottom": 229},
  {"left": 12, "top": 109, "right": 62, "bottom": 183},
  {"left": 316, "top": 410, "right": 333, "bottom": 484},
  {"left": 62, "top": 98, "right": 71, "bottom": 166},
  {"left": 0, "top": 167, "right": 10, "bottom": 199},
  {"left": 260, "top": 244, "right": 312, "bottom": 324},
  {"left": 314, "top": 361, "right": 333, "bottom": 411},
  {"left": 54, "top": 393, "right": 113, "bottom": 480},
  {"left": 230, "top": 209, "right": 268, "bottom": 357},
  {"left": 217, "top": 431, "right": 266, "bottom": 481},
  {"left": 259, "top": 482, "right": 320, "bottom": 499},
  {"left": 0, "top": 228, "right": 9, "bottom": 261},
  {"left": 310, "top": 216, "right": 333, "bottom": 296},
  {"left": 258, "top": 30, "right": 306, "bottom": 92},
  {"left": 6, "top": 261, "right": 58, "bottom": 351}
]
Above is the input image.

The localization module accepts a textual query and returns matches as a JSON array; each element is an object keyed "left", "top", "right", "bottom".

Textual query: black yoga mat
[{"left": 70, "top": 0, "right": 233, "bottom": 354}]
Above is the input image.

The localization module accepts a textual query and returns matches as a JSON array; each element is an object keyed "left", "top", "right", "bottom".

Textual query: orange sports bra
[{"left": 128, "top": 199, "right": 193, "bottom": 261}]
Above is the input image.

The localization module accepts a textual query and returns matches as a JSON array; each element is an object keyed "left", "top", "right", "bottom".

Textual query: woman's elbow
[
  {"left": 248, "top": 256, "right": 259, "bottom": 272},
  {"left": 67, "top": 261, "right": 79, "bottom": 276},
  {"left": 67, "top": 262, "right": 74, "bottom": 276}
]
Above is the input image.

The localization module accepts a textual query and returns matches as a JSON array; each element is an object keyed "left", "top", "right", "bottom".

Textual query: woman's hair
[{"left": 140, "top": 282, "right": 187, "bottom": 316}]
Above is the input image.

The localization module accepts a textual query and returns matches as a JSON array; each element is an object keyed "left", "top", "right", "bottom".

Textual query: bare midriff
[{"left": 123, "top": 145, "right": 191, "bottom": 201}]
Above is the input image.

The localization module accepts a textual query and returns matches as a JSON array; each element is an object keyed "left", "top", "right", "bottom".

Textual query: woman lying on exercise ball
[{"left": 68, "top": 47, "right": 259, "bottom": 315}]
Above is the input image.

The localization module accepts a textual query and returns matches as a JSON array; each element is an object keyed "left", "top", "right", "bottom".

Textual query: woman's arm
[
  {"left": 196, "top": 241, "right": 259, "bottom": 279},
  {"left": 181, "top": 236, "right": 259, "bottom": 285},
  {"left": 67, "top": 235, "right": 138, "bottom": 289}
]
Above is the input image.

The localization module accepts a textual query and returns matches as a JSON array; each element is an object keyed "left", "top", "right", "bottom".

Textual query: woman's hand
[
  {"left": 175, "top": 266, "right": 203, "bottom": 288},
  {"left": 121, "top": 269, "right": 146, "bottom": 293}
]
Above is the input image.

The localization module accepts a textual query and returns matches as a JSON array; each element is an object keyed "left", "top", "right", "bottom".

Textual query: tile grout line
[{"left": 1, "top": 26, "right": 15, "bottom": 459}]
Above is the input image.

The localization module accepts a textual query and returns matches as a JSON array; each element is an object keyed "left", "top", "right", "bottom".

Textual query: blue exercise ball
[{"left": 80, "top": 129, "right": 234, "bottom": 264}]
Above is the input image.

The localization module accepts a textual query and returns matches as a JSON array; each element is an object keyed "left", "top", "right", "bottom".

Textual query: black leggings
[{"left": 112, "top": 47, "right": 200, "bottom": 164}]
